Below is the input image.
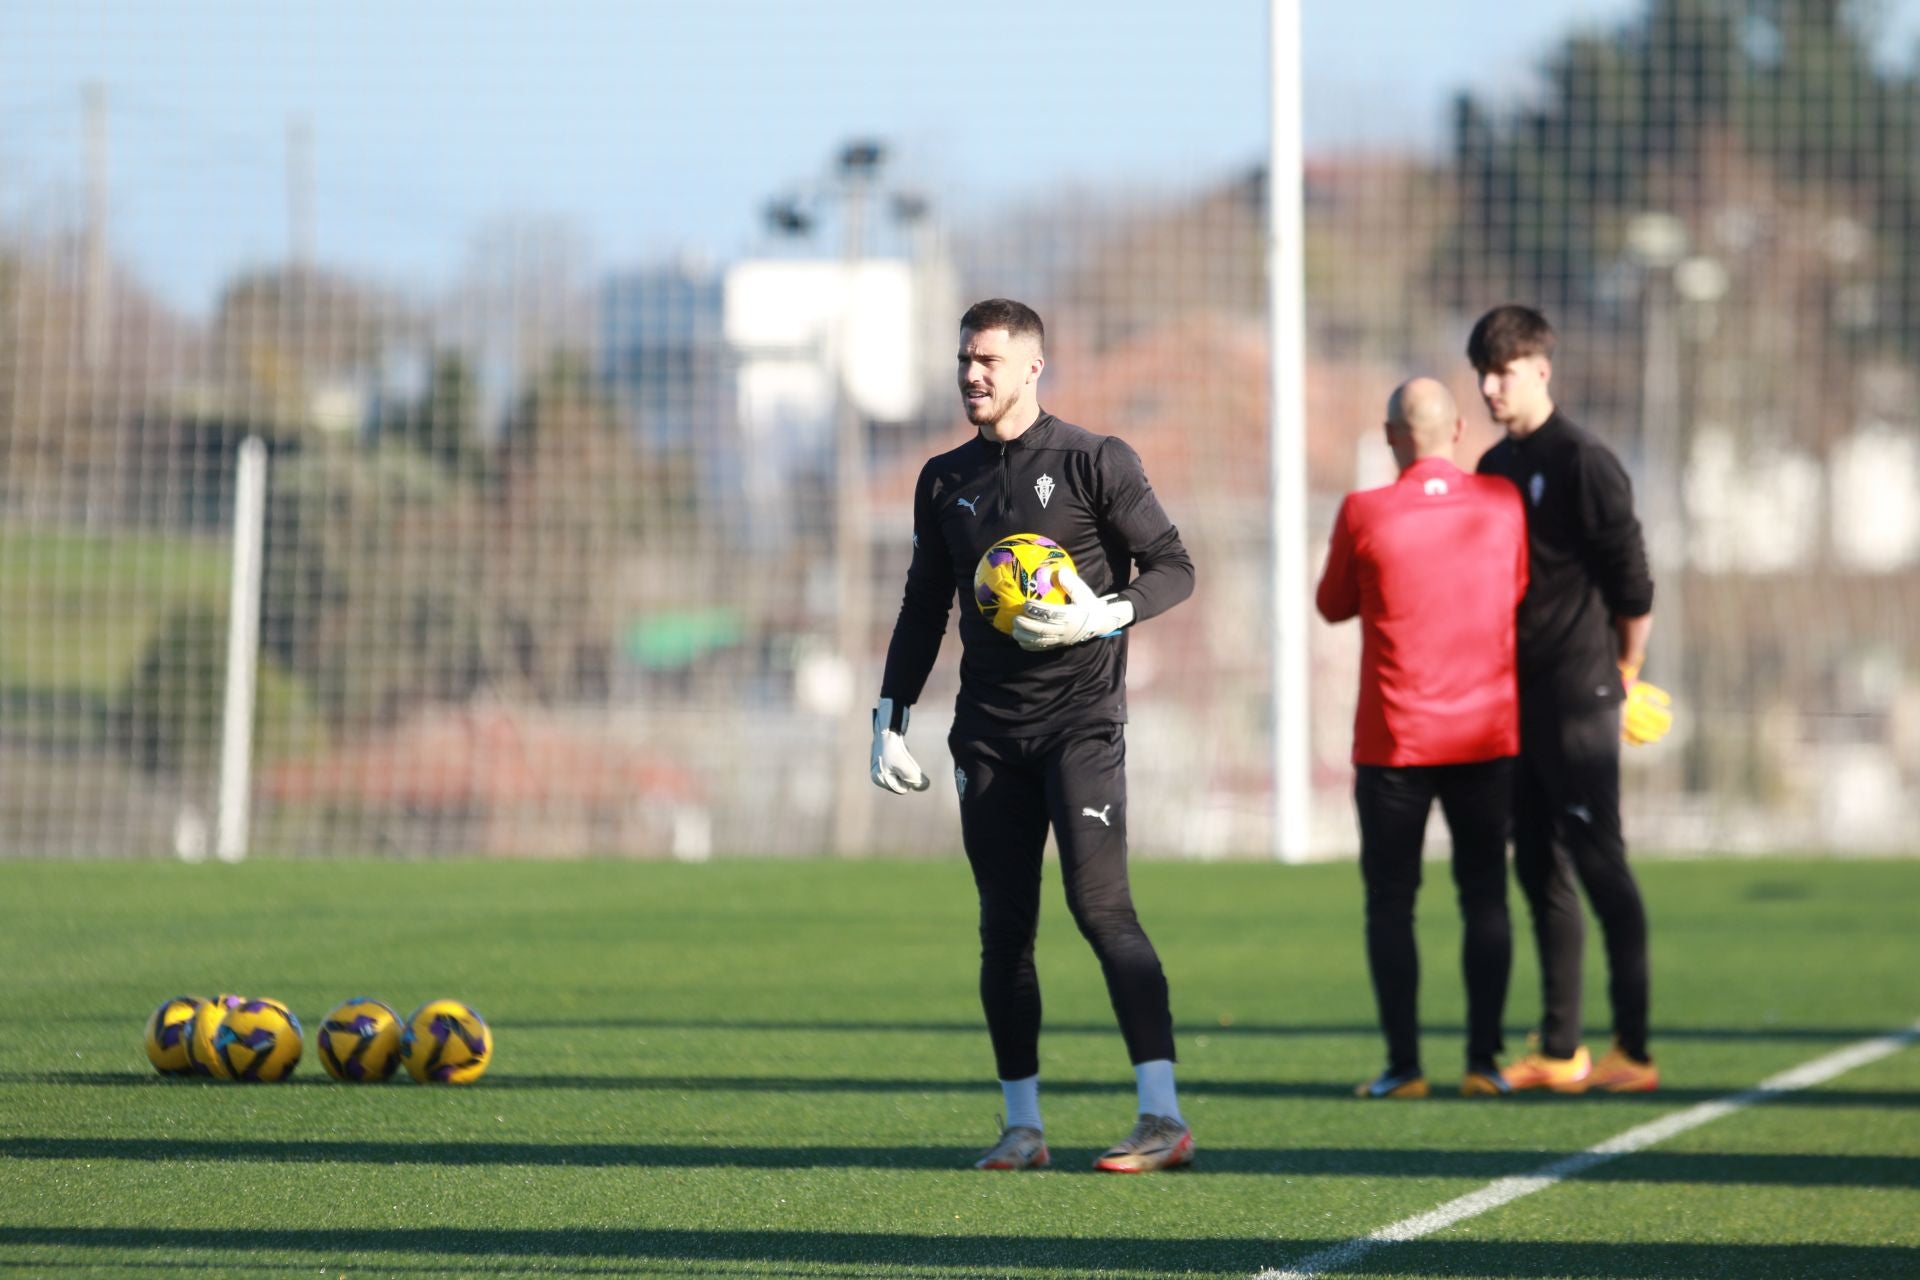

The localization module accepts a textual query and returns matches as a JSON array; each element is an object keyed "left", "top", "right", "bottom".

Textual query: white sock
[
  {"left": 1000, "top": 1074, "right": 1042, "bottom": 1131},
  {"left": 1135, "top": 1059, "right": 1182, "bottom": 1124}
]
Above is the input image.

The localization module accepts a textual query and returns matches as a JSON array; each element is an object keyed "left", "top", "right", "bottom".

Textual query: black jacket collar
[{"left": 977, "top": 411, "right": 1055, "bottom": 452}]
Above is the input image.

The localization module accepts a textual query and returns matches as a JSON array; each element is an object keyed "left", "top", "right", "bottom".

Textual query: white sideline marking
[{"left": 1255, "top": 1022, "right": 1920, "bottom": 1280}]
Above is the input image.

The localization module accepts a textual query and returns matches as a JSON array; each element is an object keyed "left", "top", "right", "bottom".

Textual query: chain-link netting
[{"left": 3, "top": 2, "right": 1917, "bottom": 858}]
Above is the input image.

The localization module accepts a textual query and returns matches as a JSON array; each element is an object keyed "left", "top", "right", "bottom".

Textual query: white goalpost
[
  {"left": 215, "top": 435, "right": 268, "bottom": 864},
  {"left": 1268, "top": 0, "right": 1312, "bottom": 862}
]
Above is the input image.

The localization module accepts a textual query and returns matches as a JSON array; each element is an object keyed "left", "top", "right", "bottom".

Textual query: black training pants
[
  {"left": 948, "top": 722, "right": 1175, "bottom": 1081},
  {"left": 1514, "top": 699, "right": 1651, "bottom": 1060},
  {"left": 1354, "top": 758, "right": 1514, "bottom": 1075}
]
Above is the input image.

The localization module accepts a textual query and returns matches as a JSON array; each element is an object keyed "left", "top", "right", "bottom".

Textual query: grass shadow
[
  {"left": 4, "top": 1138, "right": 1915, "bottom": 1188},
  {"left": 10, "top": 1069, "right": 1916, "bottom": 1108},
  {"left": 0, "top": 1226, "right": 1914, "bottom": 1278},
  {"left": 486, "top": 1016, "right": 1911, "bottom": 1046}
]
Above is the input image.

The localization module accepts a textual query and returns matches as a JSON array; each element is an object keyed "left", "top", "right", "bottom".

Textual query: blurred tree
[
  {"left": 117, "top": 601, "right": 324, "bottom": 775},
  {"left": 209, "top": 267, "right": 392, "bottom": 432},
  {"left": 382, "top": 350, "right": 483, "bottom": 475},
  {"left": 260, "top": 443, "right": 490, "bottom": 728},
  {"left": 257, "top": 345, "right": 711, "bottom": 730},
  {"left": 1060, "top": 171, "right": 1266, "bottom": 348},
  {"left": 0, "top": 237, "right": 191, "bottom": 525},
  {"left": 492, "top": 352, "right": 696, "bottom": 703},
  {"left": 441, "top": 216, "right": 596, "bottom": 387},
  {"left": 1445, "top": 0, "right": 1911, "bottom": 347}
]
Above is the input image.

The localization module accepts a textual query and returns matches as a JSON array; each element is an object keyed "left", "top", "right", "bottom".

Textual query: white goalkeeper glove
[
  {"left": 1012, "top": 566, "right": 1135, "bottom": 652},
  {"left": 869, "top": 697, "right": 930, "bottom": 794}
]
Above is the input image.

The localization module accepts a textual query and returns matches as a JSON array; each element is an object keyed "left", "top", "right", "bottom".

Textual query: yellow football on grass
[
  {"left": 217, "top": 997, "right": 303, "bottom": 1082},
  {"left": 143, "top": 995, "right": 206, "bottom": 1076},
  {"left": 400, "top": 999, "right": 493, "bottom": 1085},
  {"left": 183, "top": 993, "right": 246, "bottom": 1080},
  {"left": 318, "top": 998, "right": 404, "bottom": 1083}
]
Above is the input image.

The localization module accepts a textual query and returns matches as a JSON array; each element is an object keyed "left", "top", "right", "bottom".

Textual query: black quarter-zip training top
[
  {"left": 880, "top": 412, "right": 1195, "bottom": 738},
  {"left": 1477, "top": 409, "right": 1654, "bottom": 708}
]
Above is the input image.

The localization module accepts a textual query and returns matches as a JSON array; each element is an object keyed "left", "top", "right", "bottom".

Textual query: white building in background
[
  {"left": 1685, "top": 423, "right": 1920, "bottom": 573},
  {"left": 723, "top": 258, "right": 957, "bottom": 521},
  {"left": 726, "top": 259, "right": 926, "bottom": 427},
  {"left": 1829, "top": 423, "right": 1920, "bottom": 571},
  {"left": 1685, "top": 426, "right": 1825, "bottom": 572}
]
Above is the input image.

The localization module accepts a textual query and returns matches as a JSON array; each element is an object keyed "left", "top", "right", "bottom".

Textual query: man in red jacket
[{"left": 1317, "top": 377, "right": 1529, "bottom": 1099}]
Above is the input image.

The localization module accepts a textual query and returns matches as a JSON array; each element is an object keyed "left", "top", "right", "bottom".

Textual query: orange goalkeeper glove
[{"left": 1619, "top": 664, "right": 1674, "bottom": 746}]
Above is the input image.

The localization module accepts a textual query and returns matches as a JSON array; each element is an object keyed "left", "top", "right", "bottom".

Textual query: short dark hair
[
  {"left": 960, "top": 298, "right": 1045, "bottom": 352},
  {"left": 1467, "top": 304, "right": 1555, "bottom": 372}
]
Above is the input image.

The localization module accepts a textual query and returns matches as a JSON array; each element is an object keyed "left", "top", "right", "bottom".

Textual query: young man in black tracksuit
[
  {"left": 870, "top": 298, "right": 1196, "bottom": 1171},
  {"left": 1471, "top": 304, "right": 1673, "bottom": 1094}
]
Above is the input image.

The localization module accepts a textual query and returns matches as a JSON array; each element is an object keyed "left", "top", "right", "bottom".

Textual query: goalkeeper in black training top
[
  {"left": 1470, "top": 303, "right": 1675, "bottom": 1094},
  {"left": 870, "top": 298, "right": 1197, "bottom": 1172}
]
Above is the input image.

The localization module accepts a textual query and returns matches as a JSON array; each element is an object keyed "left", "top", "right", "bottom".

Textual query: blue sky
[{"left": 3, "top": 1, "right": 1916, "bottom": 315}]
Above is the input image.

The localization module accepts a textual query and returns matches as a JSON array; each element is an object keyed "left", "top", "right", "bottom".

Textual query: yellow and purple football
[
  {"left": 973, "top": 533, "right": 1076, "bottom": 636},
  {"left": 400, "top": 999, "right": 493, "bottom": 1085},
  {"left": 216, "top": 997, "right": 303, "bottom": 1082},
  {"left": 183, "top": 993, "right": 247, "bottom": 1080},
  {"left": 143, "top": 995, "right": 207, "bottom": 1076},
  {"left": 318, "top": 998, "right": 403, "bottom": 1083}
]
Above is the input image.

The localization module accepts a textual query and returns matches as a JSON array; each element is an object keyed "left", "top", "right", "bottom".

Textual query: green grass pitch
[{"left": 1, "top": 857, "right": 1916, "bottom": 1278}]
